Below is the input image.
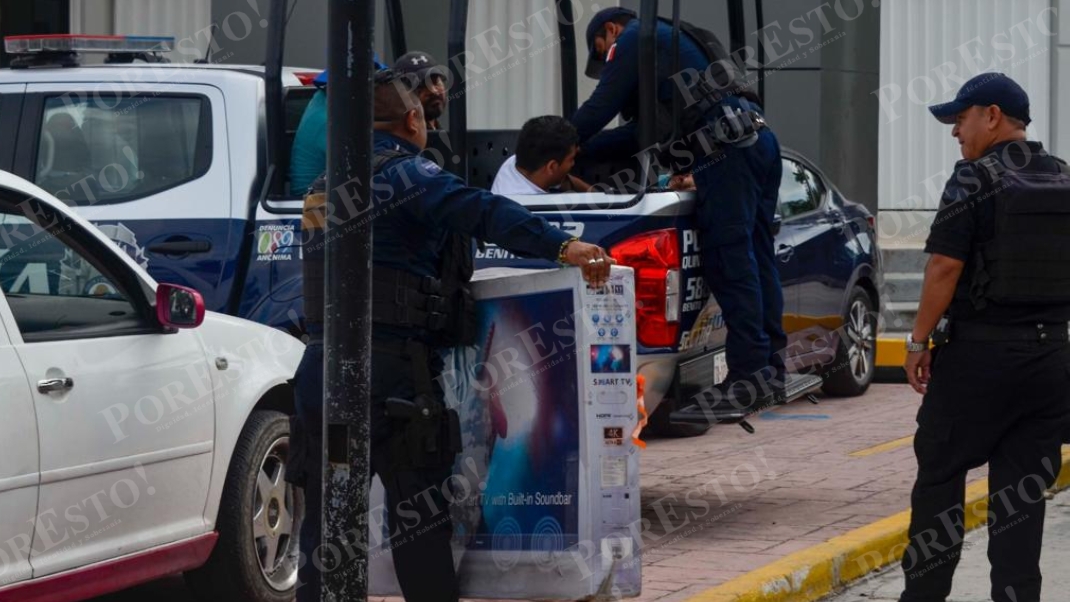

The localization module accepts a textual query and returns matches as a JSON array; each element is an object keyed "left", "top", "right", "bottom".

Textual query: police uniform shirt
[
  {"left": 371, "top": 131, "right": 571, "bottom": 280},
  {"left": 571, "top": 19, "right": 709, "bottom": 156},
  {"left": 924, "top": 140, "right": 1070, "bottom": 325}
]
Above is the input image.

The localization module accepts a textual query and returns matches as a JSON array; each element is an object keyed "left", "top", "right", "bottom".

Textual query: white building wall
[
  {"left": 71, "top": 0, "right": 213, "bottom": 63},
  {"left": 1054, "top": 0, "right": 1070, "bottom": 158},
  {"left": 877, "top": 0, "right": 1056, "bottom": 237},
  {"left": 465, "top": 0, "right": 602, "bottom": 130}
]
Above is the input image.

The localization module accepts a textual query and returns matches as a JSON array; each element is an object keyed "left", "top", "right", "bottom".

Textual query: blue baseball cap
[
  {"left": 929, "top": 72, "right": 1031, "bottom": 126},
  {"left": 585, "top": 7, "right": 637, "bottom": 79},
  {"left": 313, "top": 52, "right": 387, "bottom": 87}
]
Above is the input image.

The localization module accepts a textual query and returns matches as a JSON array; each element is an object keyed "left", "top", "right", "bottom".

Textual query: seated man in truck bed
[{"left": 492, "top": 116, "right": 590, "bottom": 195}]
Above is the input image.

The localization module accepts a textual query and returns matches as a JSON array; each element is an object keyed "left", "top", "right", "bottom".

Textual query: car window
[
  {"left": 0, "top": 198, "right": 151, "bottom": 341},
  {"left": 778, "top": 159, "right": 826, "bottom": 219},
  {"left": 34, "top": 94, "right": 211, "bottom": 205}
]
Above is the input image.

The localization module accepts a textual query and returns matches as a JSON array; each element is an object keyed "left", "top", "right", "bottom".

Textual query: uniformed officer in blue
[
  {"left": 900, "top": 72, "right": 1070, "bottom": 602},
  {"left": 289, "top": 69, "right": 613, "bottom": 602},
  {"left": 573, "top": 8, "right": 787, "bottom": 414}
]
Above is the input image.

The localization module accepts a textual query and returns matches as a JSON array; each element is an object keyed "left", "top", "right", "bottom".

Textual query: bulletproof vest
[
  {"left": 301, "top": 148, "right": 478, "bottom": 344},
  {"left": 969, "top": 156, "right": 1070, "bottom": 307},
  {"left": 661, "top": 19, "right": 766, "bottom": 167},
  {"left": 668, "top": 18, "right": 760, "bottom": 104}
]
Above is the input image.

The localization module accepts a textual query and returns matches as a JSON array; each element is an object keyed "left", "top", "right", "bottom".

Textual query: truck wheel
[
  {"left": 821, "top": 287, "right": 877, "bottom": 397},
  {"left": 186, "top": 410, "right": 301, "bottom": 602},
  {"left": 647, "top": 399, "right": 711, "bottom": 438}
]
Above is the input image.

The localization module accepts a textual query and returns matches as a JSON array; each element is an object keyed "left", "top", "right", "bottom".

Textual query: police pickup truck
[{"left": 0, "top": 26, "right": 880, "bottom": 438}]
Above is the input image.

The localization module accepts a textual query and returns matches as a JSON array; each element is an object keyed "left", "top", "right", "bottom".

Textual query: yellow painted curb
[
  {"left": 683, "top": 448, "right": 1070, "bottom": 602},
  {"left": 875, "top": 336, "right": 906, "bottom": 369}
]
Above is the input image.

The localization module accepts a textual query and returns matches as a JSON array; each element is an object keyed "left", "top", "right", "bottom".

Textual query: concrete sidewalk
[
  {"left": 95, "top": 384, "right": 937, "bottom": 602},
  {"left": 826, "top": 490, "right": 1070, "bottom": 601},
  {"left": 369, "top": 384, "right": 953, "bottom": 602}
]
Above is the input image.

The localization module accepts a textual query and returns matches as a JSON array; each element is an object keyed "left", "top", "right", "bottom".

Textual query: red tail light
[
  {"left": 866, "top": 215, "right": 876, "bottom": 230},
  {"left": 609, "top": 229, "right": 681, "bottom": 348}
]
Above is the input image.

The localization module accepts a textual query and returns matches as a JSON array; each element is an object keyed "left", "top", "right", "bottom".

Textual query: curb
[
  {"left": 681, "top": 448, "right": 1070, "bottom": 602},
  {"left": 875, "top": 335, "right": 906, "bottom": 370}
]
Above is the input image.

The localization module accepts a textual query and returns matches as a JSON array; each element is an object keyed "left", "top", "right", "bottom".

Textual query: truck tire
[
  {"left": 647, "top": 399, "right": 711, "bottom": 438},
  {"left": 186, "top": 410, "right": 301, "bottom": 602},
  {"left": 821, "top": 287, "right": 877, "bottom": 397}
]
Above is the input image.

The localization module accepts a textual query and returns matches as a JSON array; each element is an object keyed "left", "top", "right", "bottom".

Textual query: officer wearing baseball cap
[
  {"left": 394, "top": 51, "right": 449, "bottom": 129},
  {"left": 900, "top": 71, "right": 1070, "bottom": 601},
  {"left": 574, "top": 7, "right": 789, "bottom": 418}
]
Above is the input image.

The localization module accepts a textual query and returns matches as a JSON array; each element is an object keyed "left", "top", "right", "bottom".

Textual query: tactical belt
[
  {"left": 371, "top": 266, "right": 450, "bottom": 333},
  {"left": 310, "top": 267, "right": 454, "bottom": 338},
  {"left": 951, "top": 321, "right": 1069, "bottom": 342}
]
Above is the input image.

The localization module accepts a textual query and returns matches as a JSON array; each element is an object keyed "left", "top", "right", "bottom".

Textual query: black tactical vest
[
  {"left": 300, "top": 149, "right": 478, "bottom": 346},
  {"left": 970, "top": 156, "right": 1070, "bottom": 307}
]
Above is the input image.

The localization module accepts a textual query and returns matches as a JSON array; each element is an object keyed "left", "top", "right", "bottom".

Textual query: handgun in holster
[{"left": 385, "top": 395, "right": 462, "bottom": 470}]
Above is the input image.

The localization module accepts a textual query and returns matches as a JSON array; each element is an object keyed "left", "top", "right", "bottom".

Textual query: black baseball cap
[
  {"left": 929, "top": 72, "right": 1031, "bottom": 126},
  {"left": 585, "top": 7, "right": 637, "bottom": 79},
  {"left": 393, "top": 51, "right": 449, "bottom": 87}
]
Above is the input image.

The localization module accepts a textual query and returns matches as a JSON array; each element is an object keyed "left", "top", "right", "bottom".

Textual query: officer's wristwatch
[{"left": 905, "top": 334, "right": 929, "bottom": 353}]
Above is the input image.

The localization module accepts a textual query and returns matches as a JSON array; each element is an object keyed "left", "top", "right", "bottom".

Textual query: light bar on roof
[{"left": 4, "top": 34, "right": 175, "bottom": 55}]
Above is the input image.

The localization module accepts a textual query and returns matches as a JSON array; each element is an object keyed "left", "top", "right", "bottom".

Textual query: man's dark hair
[{"left": 515, "top": 116, "right": 580, "bottom": 172}]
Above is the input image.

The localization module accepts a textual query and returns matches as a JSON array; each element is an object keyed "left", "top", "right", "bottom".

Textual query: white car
[{"left": 0, "top": 171, "right": 304, "bottom": 602}]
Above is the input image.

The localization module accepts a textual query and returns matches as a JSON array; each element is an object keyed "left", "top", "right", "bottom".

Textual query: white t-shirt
[{"left": 491, "top": 155, "right": 546, "bottom": 195}]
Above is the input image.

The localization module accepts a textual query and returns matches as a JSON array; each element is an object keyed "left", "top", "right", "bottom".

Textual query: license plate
[{"left": 713, "top": 351, "right": 728, "bottom": 385}]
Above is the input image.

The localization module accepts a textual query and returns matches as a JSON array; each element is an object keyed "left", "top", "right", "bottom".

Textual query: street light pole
[{"left": 322, "top": 0, "right": 375, "bottom": 599}]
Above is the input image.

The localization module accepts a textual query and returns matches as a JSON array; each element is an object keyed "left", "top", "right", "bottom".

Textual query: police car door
[{"left": 16, "top": 83, "right": 234, "bottom": 313}]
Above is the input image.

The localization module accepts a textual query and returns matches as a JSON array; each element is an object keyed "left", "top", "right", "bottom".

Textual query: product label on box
[{"left": 602, "top": 456, "right": 627, "bottom": 488}]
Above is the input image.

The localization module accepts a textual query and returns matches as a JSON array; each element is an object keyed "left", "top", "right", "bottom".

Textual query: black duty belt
[{"left": 951, "top": 321, "right": 1069, "bottom": 342}]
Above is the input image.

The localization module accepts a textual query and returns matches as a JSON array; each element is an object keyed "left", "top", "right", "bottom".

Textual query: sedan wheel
[
  {"left": 821, "top": 286, "right": 877, "bottom": 397},
  {"left": 254, "top": 437, "right": 299, "bottom": 591},
  {"left": 186, "top": 410, "right": 301, "bottom": 602}
]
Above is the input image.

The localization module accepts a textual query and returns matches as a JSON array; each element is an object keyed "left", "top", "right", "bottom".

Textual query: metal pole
[{"left": 323, "top": 0, "right": 374, "bottom": 599}]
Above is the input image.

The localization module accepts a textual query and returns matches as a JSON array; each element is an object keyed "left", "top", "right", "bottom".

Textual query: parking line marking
[{"left": 849, "top": 435, "right": 914, "bottom": 458}]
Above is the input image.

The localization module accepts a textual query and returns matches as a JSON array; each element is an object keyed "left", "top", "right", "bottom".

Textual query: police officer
[
  {"left": 288, "top": 69, "right": 614, "bottom": 602},
  {"left": 900, "top": 72, "right": 1070, "bottom": 602},
  {"left": 574, "top": 8, "right": 786, "bottom": 415}
]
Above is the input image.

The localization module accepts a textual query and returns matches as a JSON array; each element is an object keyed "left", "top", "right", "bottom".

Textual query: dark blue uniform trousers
[
  {"left": 692, "top": 124, "right": 786, "bottom": 385},
  {"left": 288, "top": 336, "right": 459, "bottom": 602}
]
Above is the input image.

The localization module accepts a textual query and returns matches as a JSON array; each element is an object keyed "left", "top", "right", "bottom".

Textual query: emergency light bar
[{"left": 4, "top": 34, "right": 174, "bottom": 55}]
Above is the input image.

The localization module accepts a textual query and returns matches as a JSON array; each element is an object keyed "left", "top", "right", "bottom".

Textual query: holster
[{"left": 386, "top": 395, "right": 462, "bottom": 471}]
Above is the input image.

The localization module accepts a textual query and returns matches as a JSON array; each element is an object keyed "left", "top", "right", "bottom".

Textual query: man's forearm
[{"left": 912, "top": 255, "right": 965, "bottom": 340}]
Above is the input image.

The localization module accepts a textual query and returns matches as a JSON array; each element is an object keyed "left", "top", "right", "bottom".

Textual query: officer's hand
[
  {"left": 564, "top": 240, "right": 615, "bottom": 288},
  {"left": 905, "top": 349, "right": 932, "bottom": 395}
]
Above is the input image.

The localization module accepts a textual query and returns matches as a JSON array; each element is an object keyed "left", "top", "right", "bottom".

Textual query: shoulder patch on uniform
[
  {"left": 606, "top": 43, "right": 618, "bottom": 63},
  {"left": 419, "top": 158, "right": 442, "bottom": 174}
]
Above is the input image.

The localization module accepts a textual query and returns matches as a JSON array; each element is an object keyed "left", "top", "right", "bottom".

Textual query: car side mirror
[
  {"left": 157, "top": 283, "right": 205, "bottom": 329},
  {"left": 773, "top": 213, "right": 783, "bottom": 237}
]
